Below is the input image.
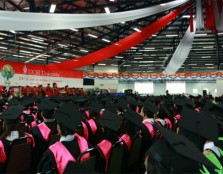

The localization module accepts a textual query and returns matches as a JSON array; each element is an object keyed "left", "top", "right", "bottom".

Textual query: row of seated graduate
[{"left": 0, "top": 93, "right": 222, "bottom": 173}]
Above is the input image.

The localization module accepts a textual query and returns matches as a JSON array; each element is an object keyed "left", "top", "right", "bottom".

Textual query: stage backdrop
[{"left": 0, "top": 60, "right": 83, "bottom": 87}]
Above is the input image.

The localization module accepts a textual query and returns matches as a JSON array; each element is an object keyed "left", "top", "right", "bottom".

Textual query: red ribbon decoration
[
  {"left": 46, "top": 3, "right": 189, "bottom": 70},
  {"left": 190, "top": 0, "right": 194, "bottom": 32},
  {"left": 205, "top": 0, "right": 216, "bottom": 32}
]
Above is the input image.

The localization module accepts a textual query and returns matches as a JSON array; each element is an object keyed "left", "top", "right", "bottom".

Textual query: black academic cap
[
  {"left": 179, "top": 107, "right": 218, "bottom": 142},
  {"left": 159, "top": 104, "right": 170, "bottom": 116},
  {"left": 117, "top": 98, "right": 127, "bottom": 110},
  {"left": 105, "top": 103, "right": 117, "bottom": 113},
  {"left": 38, "top": 98, "right": 59, "bottom": 111},
  {"left": 8, "top": 98, "right": 20, "bottom": 106},
  {"left": 54, "top": 103, "right": 84, "bottom": 131},
  {"left": 209, "top": 103, "right": 223, "bottom": 121},
  {"left": 88, "top": 103, "right": 103, "bottom": 114},
  {"left": 99, "top": 110, "right": 123, "bottom": 131},
  {"left": 127, "top": 96, "right": 138, "bottom": 106},
  {"left": 0, "top": 104, "right": 24, "bottom": 124},
  {"left": 143, "top": 100, "right": 158, "bottom": 114},
  {"left": 123, "top": 109, "right": 143, "bottom": 127},
  {"left": 173, "top": 97, "right": 186, "bottom": 106},
  {"left": 154, "top": 124, "right": 215, "bottom": 170},
  {"left": 21, "top": 97, "right": 34, "bottom": 107}
]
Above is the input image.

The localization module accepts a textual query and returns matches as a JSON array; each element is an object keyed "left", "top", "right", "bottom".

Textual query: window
[
  {"left": 134, "top": 82, "right": 153, "bottom": 94},
  {"left": 166, "top": 82, "right": 185, "bottom": 94},
  {"left": 193, "top": 89, "right": 198, "bottom": 94}
]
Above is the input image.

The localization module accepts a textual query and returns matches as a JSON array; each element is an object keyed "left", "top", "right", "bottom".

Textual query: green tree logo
[{"left": 1, "top": 64, "right": 15, "bottom": 85}]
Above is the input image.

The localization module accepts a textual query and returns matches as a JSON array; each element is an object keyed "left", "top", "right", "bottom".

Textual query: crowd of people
[{"left": 0, "top": 84, "right": 222, "bottom": 173}]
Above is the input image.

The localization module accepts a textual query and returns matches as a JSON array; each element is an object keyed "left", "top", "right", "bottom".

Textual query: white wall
[
  {"left": 216, "top": 78, "right": 223, "bottom": 96},
  {"left": 117, "top": 80, "right": 217, "bottom": 96}
]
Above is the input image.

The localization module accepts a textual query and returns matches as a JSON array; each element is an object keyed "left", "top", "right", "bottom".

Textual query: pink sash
[
  {"left": 31, "top": 121, "right": 37, "bottom": 128},
  {"left": 0, "top": 140, "right": 6, "bottom": 163},
  {"left": 164, "top": 118, "right": 172, "bottom": 130},
  {"left": 33, "top": 105, "right": 38, "bottom": 109},
  {"left": 85, "top": 110, "right": 90, "bottom": 118},
  {"left": 88, "top": 119, "right": 97, "bottom": 135},
  {"left": 49, "top": 142, "right": 76, "bottom": 174},
  {"left": 25, "top": 133, "right": 35, "bottom": 148},
  {"left": 119, "top": 134, "right": 132, "bottom": 151},
  {"left": 143, "top": 122, "right": 154, "bottom": 139},
  {"left": 38, "top": 122, "right": 52, "bottom": 142},
  {"left": 74, "top": 133, "right": 90, "bottom": 161},
  {"left": 136, "top": 106, "right": 139, "bottom": 114},
  {"left": 174, "top": 114, "right": 181, "bottom": 124},
  {"left": 100, "top": 110, "right": 104, "bottom": 117},
  {"left": 32, "top": 113, "right": 37, "bottom": 120},
  {"left": 194, "top": 108, "right": 200, "bottom": 112},
  {"left": 97, "top": 140, "right": 112, "bottom": 172},
  {"left": 81, "top": 122, "right": 89, "bottom": 141}
]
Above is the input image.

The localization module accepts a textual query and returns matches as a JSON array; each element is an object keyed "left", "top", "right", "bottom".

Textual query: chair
[
  {"left": 107, "top": 140, "right": 125, "bottom": 173},
  {"left": 77, "top": 148, "right": 96, "bottom": 171},
  {"left": 5, "top": 137, "right": 33, "bottom": 173},
  {"left": 127, "top": 134, "right": 143, "bottom": 170},
  {"left": 48, "top": 134, "right": 60, "bottom": 147}
]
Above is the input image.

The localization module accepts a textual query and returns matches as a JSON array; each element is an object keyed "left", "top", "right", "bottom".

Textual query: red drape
[
  {"left": 190, "top": 0, "right": 194, "bottom": 32},
  {"left": 45, "top": 3, "right": 189, "bottom": 70},
  {"left": 205, "top": 0, "right": 216, "bottom": 32}
]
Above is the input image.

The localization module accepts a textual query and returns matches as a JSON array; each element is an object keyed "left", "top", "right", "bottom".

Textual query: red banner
[{"left": 45, "top": 3, "right": 189, "bottom": 70}]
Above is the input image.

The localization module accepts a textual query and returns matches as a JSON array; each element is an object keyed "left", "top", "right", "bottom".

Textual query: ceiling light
[
  {"left": 133, "top": 28, "right": 141, "bottom": 32},
  {"left": 53, "top": 61, "right": 61, "bottom": 63},
  {"left": 20, "top": 50, "right": 31, "bottom": 54},
  {"left": 115, "top": 43, "right": 119, "bottom": 45},
  {"left": 115, "top": 56, "right": 123, "bottom": 58},
  {"left": 9, "top": 30, "right": 16, "bottom": 34},
  {"left": 88, "top": 34, "right": 98, "bottom": 38},
  {"left": 104, "top": 7, "right": 110, "bottom": 14},
  {"left": 121, "top": 21, "right": 125, "bottom": 24},
  {"left": 152, "top": 34, "right": 157, "bottom": 37},
  {"left": 205, "top": 64, "right": 214, "bottom": 65},
  {"left": 203, "top": 46, "right": 213, "bottom": 48},
  {"left": 49, "top": 4, "right": 56, "bottom": 13},
  {"left": 98, "top": 63, "right": 106, "bottom": 66},
  {"left": 70, "top": 28, "right": 79, "bottom": 32},
  {"left": 80, "top": 49, "right": 89, "bottom": 52},
  {"left": 166, "top": 34, "right": 178, "bottom": 37},
  {"left": 144, "top": 47, "right": 155, "bottom": 49},
  {"left": 111, "top": 64, "right": 118, "bottom": 66},
  {"left": 188, "top": 64, "right": 197, "bottom": 65},
  {"left": 131, "top": 47, "right": 137, "bottom": 49},
  {"left": 218, "top": 32, "right": 223, "bottom": 35},
  {"left": 13, "top": 55, "right": 24, "bottom": 57},
  {"left": 163, "top": 47, "right": 173, "bottom": 49},
  {"left": 102, "top": 38, "right": 111, "bottom": 42},
  {"left": 201, "top": 56, "right": 211, "bottom": 58},
  {"left": 207, "top": 67, "right": 215, "bottom": 69},
  {"left": 0, "top": 46, "right": 7, "bottom": 49},
  {"left": 123, "top": 65, "right": 131, "bottom": 66},
  {"left": 110, "top": 0, "right": 115, "bottom": 1},
  {"left": 182, "top": 15, "right": 195, "bottom": 18},
  {"left": 135, "top": 53, "right": 142, "bottom": 55},
  {"left": 139, "top": 65, "right": 148, "bottom": 66},
  {"left": 58, "top": 44, "right": 68, "bottom": 47},
  {"left": 160, "top": 3, "right": 166, "bottom": 6},
  {"left": 134, "top": 58, "right": 143, "bottom": 60},
  {"left": 195, "top": 33, "right": 207, "bottom": 36}
]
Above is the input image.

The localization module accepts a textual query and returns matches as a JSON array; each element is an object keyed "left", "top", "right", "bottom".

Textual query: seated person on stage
[
  {"left": 37, "top": 103, "right": 90, "bottom": 174},
  {"left": 30, "top": 98, "right": 59, "bottom": 168},
  {"left": 0, "top": 104, "right": 34, "bottom": 173}
]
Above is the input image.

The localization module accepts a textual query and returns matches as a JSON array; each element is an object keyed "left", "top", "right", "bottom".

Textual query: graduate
[
  {"left": 0, "top": 104, "right": 34, "bottom": 172},
  {"left": 30, "top": 98, "right": 59, "bottom": 168},
  {"left": 144, "top": 125, "right": 215, "bottom": 174},
  {"left": 37, "top": 102, "right": 90, "bottom": 174}
]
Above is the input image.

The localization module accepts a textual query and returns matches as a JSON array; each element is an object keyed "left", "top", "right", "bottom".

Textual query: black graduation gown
[
  {"left": 37, "top": 138, "right": 81, "bottom": 173},
  {"left": 30, "top": 120, "right": 58, "bottom": 168}
]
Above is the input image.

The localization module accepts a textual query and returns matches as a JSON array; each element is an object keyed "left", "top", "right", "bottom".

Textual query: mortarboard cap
[
  {"left": 21, "top": 97, "right": 34, "bottom": 107},
  {"left": 143, "top": 100, "right": 158, "bottom": 114},
  {"left": 127, "top": 96, "right": 138, "bottom": 106},
  {"left": 99, "top": 110, "right": 123, "bottom": 132},
  {"left": 209, "top": 103, "right": 223, "bottom": 121},
  {"left": 54, "top": 103, "right": 84, "bottom": 131},
  {"left": 0, "top": 104, "right": 24, "bottom": 124},
  {"left": 105, "top": 103, "right": 117, "bottom": 113},
  {"left": 117, "top": 98, "right": 127, "bottom": 110},
  {"left": 159, "top": 104, "right": 170, "bottom": 116},
  {"left": 123, "top": 109, "right": 143, "bottom": 127},
  {"left": 38, "top": 98, "right": 59, "bottom": 111},
  {"left": 154, "top": 124, "right": 215, "bottom": 171},
  {"left": 180, "top": 107, "right": 218, "bottom": 142},
  {"left": 88, "top": 102, "right": 103, "bottom": 114},
  {"left": 8, "top": 98, "right": 20, "bottom": 106}
]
